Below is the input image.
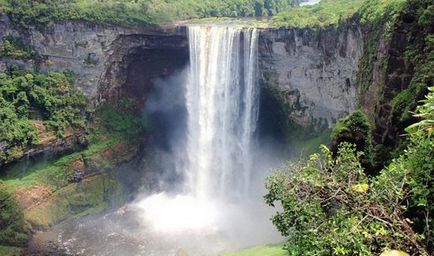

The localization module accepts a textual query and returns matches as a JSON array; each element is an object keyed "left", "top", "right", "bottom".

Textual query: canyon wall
[
  {"left": 0, "top": 16, "right": 363, "bottom": 128},
  {"left": 258, "top": 25, "right": 363, "bottom": 128},
  {"left": 0, "top": 15, "right": 188, "bottom": 103}
]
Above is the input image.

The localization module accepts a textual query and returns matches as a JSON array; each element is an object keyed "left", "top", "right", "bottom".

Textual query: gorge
[{"left": 0, "top": 0, "right": 433, "bottom": 255}]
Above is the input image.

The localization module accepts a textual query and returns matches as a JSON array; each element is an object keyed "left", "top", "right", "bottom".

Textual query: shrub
[
  {"left": 331, "top": 110, "right": 373, "bottom": 171},
  {"left": 0, "top": 36, "right": 39, "bottom": 59},
  {"left": 0, "top": 71, "right": 88, "bottom": 163},
  {"left": 265, "top": 88, "right": 434, "bottom": 255}
]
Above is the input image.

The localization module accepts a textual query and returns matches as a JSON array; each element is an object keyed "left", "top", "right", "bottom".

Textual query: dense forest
[
  {"left": 0, "top": 0, "right": 300, "bottom": 28},
  {"left": 0, "top": 0, "right": 433, "bottom": 255}
]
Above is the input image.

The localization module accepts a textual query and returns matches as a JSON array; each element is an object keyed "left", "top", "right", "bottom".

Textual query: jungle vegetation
[{"left": 0, "top": 0, "right": 300, "bottom": 28}]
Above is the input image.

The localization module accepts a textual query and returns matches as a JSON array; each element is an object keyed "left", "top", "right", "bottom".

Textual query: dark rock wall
[
  {"left": 0, "top": 15, "right": 188, "bottom": 103},
  {"left": 258, "top": 24, "right": 363, "bottom": 129},
  {"left": 100, "top": 34, "right": 189, "bottom": 104}
]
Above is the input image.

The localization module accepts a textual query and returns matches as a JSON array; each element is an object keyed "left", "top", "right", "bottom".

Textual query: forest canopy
[{"left": 0, "top": 0, "right": 300, "bottom": 28}]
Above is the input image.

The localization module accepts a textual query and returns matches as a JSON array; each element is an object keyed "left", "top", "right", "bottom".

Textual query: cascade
[
  {"left": 134, "top": 24, "right": 262, "bottom": 235},
  {"left": 184, "top": 25, "right": 259, "bottom": 200}
]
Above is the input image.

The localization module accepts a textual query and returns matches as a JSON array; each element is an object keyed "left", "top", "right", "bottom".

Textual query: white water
[
  {"left": 128, "top": 25, "right": 282, "bottom": 254},
  {"left": 43, "top": 25, "right": 280, "bottom": 256},
  {"left": 134, "top": 25, "right": 267, "bottom": 237},
  {"left": 185, "top": 25, "right": 259, "bottom": 200}
]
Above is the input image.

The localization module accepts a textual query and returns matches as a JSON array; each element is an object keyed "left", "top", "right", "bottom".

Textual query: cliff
[
  {"left": 0, "top": 15, "right": 188, "bottom": 103},
  {"left": 0, "top": 15, "right": 363, "bottom": 129},
  {"left": 258, "top": 24, "right": 363, "bottom": 128}
]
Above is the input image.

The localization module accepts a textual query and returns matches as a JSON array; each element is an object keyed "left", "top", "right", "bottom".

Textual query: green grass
[
  {"left": 23, "top": 173, "right": 125, "bottom": 228},
  {"left": 0, "top": 246, "right": 22, "bottom": 256},
  {"left": 222, "top": 244, "right": 287, "bottom": 256}
]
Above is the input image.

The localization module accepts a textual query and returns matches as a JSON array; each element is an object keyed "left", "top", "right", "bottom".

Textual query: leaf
[{"left": 351, "top": 183, "right": 369, "bottom": 193}]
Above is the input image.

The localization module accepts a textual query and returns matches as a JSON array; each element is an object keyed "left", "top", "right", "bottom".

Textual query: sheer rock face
[
  {"left": 258, "top": 26, "right": 363, "bottom": 128},
  {"left": 0, "top": 15, "right": 189, "bottom": 103},
  {"left": 0, "top": 15, "right": 362, "bottom": 128}
]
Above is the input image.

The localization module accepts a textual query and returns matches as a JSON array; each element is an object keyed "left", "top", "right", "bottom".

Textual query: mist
[
  {"left": 35, "top": 25, "right": 292, "bottom": 256},
  {"left": 38, "top": 65, "right": 287, "bottom": 255}
]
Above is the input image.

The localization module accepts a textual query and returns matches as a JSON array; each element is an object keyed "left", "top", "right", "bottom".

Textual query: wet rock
[{"left": 258, "top": 25, "right": 363, "bottom": 128}]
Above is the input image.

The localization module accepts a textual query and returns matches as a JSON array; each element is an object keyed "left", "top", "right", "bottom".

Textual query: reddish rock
[{"left": 14, "top": 185, "right": 53, "bottom": 211}]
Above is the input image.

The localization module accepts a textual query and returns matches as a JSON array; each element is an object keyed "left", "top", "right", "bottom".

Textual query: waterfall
[{"left": 184, "top": 25, "right": 259, "bottom": 200}]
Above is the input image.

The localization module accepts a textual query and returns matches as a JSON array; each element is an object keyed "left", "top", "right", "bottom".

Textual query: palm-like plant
[{"left": 407, "top": 86, "right": 434, "bottom": 133}]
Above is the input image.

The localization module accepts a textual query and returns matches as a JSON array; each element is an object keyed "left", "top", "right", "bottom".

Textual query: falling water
[
  {"left": 35, "top": 25, "right": 280, "bottom": 256},
  {"left": 185, "top": 25, "right": 259, "bottom": 200},
  {"left": 131, "top": 24, "right": 267, "bottom": 241}
]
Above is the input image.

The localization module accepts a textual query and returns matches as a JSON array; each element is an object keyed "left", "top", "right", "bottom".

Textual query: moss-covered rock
[
  {"left": 23, "top": 173, "right": 126, "bottom": 229},
  {"left": 259, "top": 86, "right": 331, "bottom": 156},
  {"left": 358, "top": 0, "right": 434, "bottom": 169},
  {"left": 0, "top": 101, "right": 147, "bottom": 251}
]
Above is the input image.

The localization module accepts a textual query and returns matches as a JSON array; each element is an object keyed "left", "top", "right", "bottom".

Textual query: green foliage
[
  {"left": 0, "top": 190, "right": 31, "bottom": 247},
  {"left": 390, "top": 84, "right": 427, "bottom": 125},
  {"left": 266, "top": 144, "right": 381, "bottom": 255},
  {"left": 407, "top": 87, "right": 434, "bottom": 133},
  {"left": 391, "top": 1, "right": 434, "bottom": 129},
  {"left": 223, "top": 244, "right": 287, "bottom": 256},
  {"left": 358, "top": 0, "right": 406, "bottom": 26},
  {"left": 331, "top": 111, "right": 373, "bottom": 170},
  {"left": 0, "top": 101, "right": 147, "bottom": 230},
  {"left": 272, "top": 0, "right": 364, "bottom": 28},
  {"left": 356, "top": 0, "right": 403, "bottom": 91},
  {"left": 271, "top": 0, "right": 407, "bottom": 28},
  {"left": 266, "top": 143, "right": 430, "bottom": 255},
  {"left": 0, "top": 246, "right": 22, "bottom": 256},
  {"left": 266, "top": 89, "right": 434, "bottom": 255},
  {"left": 0, "top": 0, "right": 299, "bottom": 28},
  {"left": 91, "top": 99, "right": 150, "bottom": 140},
  {"left": 356, "top": 0, "right": 434, "bottom": 169},
  {"left": 417, "top": 2, "right": 434, "bottom": 27},
  {"left": 0, "top": 71, "right": 88, "bottom": 163},
  {"left": 376, "top": 92, "right": 434, "bottom": 251},
  {"left": 0, "top": 99, "right": 149, "bottom": 192},
  {"left": 0, "top": 36, "right": 39, "bottom": 60}
]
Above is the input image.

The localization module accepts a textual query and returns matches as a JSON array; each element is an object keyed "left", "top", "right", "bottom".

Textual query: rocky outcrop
[
  {"left": 258, "top": 25, "right": 363, "bottom": 128},
  {"left": 0, "top": 15, "right": 188, "bottom": 103},
  {"left": 12, "top": 140, "right": 143, "bottom": 229},
  {"left": 0, "top": 121, "right": 86, "bottom": 167}
]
